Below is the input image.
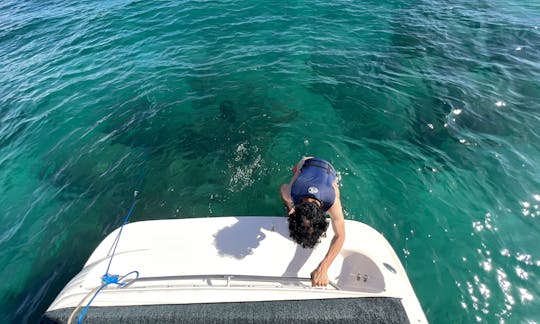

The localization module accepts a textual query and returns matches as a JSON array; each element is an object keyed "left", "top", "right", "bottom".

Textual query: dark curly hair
[{"left": 288, "top": 201, "right": 329, "bottom": 248}]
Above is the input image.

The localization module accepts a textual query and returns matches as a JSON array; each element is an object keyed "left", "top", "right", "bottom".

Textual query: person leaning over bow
[{"left": 280, "top": 156, "right": 345, "bottom": 287}]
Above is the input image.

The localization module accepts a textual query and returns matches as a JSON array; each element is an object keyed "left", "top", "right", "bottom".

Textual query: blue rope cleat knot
[{"left": 101, "top": 274, "right": 120, "bottom": 285}]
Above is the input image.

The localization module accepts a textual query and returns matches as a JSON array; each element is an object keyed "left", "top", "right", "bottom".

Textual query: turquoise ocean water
[{"left": 1, "top": 0, "right": 539, "bottom": 322}]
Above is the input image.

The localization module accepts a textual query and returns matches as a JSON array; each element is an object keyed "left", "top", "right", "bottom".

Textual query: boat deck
[{"left": 42, "top": 216, "right": 427, "bottom": 323}]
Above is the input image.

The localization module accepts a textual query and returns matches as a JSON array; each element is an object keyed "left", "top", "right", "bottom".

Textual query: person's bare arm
[
  {"left": 310, "top": 182, "right": 345, "bottom": 286},
  {"left": 280, "top": 157, "right": 313, "bottom": 214}
]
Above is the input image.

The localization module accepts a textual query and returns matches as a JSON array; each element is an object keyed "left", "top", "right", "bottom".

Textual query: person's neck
[{"left": 302, "top": 197, "right": 321, "bottom": 207}]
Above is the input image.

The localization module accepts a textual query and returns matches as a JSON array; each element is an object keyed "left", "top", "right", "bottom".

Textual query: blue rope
[
  {"left": 76, "top": 193, "right": 140, "bottom": 323},
  {"left": 103, "top": 162, "right": 147, "bottom": 275},
  {"left": 77, "top": 271, "right": 140, "bottom": 324},
  {"left": 104, "top": 193, "right": 138, "bottom": 276},
  {"left": 77, "top": 283, "right": 108, "bottom": 324},
  {"left": 77, "top": 160, "right": 147, "bottom": 323}
]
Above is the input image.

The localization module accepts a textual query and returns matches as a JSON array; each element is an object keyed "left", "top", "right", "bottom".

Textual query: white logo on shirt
[{"left": 308, "top": 186, "right": 319, "bottom": 194}]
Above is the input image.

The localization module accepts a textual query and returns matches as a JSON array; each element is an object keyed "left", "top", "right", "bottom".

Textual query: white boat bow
[{"left": 42, "top": 216, "right": 427, "bottom": 323}]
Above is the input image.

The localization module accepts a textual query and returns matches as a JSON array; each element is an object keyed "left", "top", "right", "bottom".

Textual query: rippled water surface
[{"left": 1, "top": 1, "right": 540, "bottom": 322}]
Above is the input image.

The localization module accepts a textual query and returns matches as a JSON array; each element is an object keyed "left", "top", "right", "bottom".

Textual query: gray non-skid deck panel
[{"left": 41, "top": 297, "right": 410, "bottom": 324}]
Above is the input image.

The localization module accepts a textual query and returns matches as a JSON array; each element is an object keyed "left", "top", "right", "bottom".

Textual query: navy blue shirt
[{"left": 291, "top": 158, "right": 337, "bottom": 212}]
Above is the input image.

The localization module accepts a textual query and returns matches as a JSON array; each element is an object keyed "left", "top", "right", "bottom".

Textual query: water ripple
[{"left": 1, "top": 0, "right": 540, "bottom": 323}]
